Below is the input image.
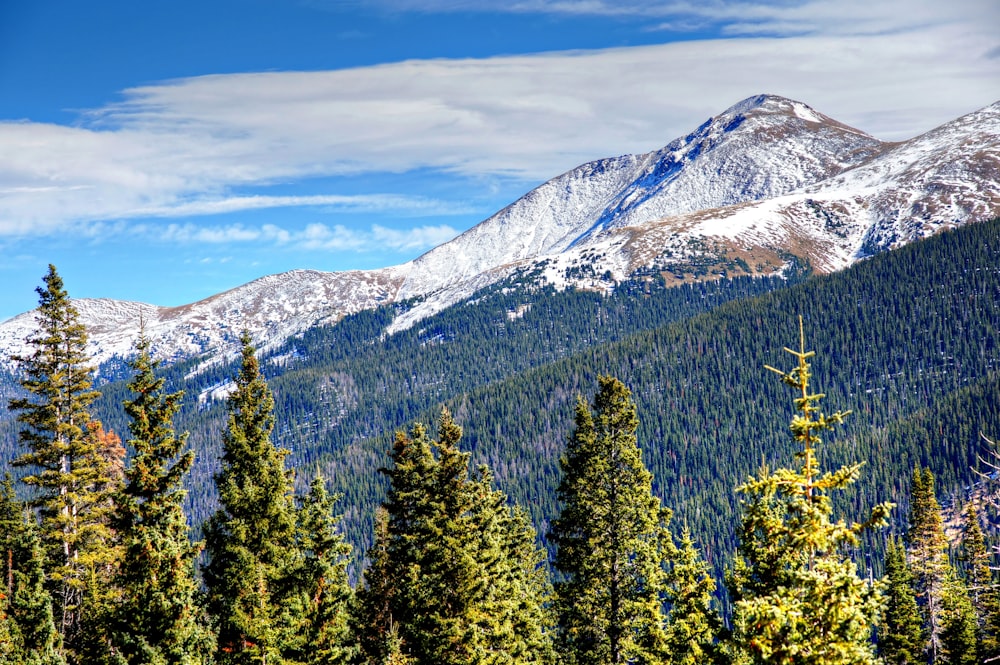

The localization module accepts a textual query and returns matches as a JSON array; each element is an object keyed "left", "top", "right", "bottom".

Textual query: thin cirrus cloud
[
  {"left": 0, "top": 0, "right": 996, "bottom": 244},
  {"left": 152, "top": 221, "right": 460, "bottom": 253}
]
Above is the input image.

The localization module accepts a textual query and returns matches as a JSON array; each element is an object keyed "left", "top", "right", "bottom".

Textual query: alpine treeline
[{"left": 5, "top": 265, "right": 1000, "bottom": 664}]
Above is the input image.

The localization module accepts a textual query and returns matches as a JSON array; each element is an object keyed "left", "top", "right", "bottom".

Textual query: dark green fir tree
[
  {"left": 879, "top": 536, "right": 925, "bottom": 665},
  {"left": 727, "top": 318, "right": 893, "bottom": 665},
  {"left": 352, "top": 508, "right": 398, "bottom": 665},
  {"left": 938, "top": 570, "right": 977, "bottom": 665},
  {"left": 959, "top": 505, "right": 999, "bottom": 661},
  {"left": 112, "top": 333, "right": 214, "bottom": 664},
  {"left": 203, "top": 332, "right": 300, "bottom": 665},
  {"left": 355, "top": 409, "right": 551, "bottom": 665},
  {"left": 548, "top": 375, "right": 671, "bottom": 665}
]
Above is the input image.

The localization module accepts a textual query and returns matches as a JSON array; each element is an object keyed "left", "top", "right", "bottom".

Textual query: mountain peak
[
  {"left": 1, "top": 96, "right": 995, "bottom": 370},
  {"left": 720, "top": 94, "right": 836, "bottom": 126}
]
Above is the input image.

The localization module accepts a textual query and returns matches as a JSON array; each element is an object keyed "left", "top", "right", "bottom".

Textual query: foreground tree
[
  {"left": 111, "top": 334, "right": 213, "bottom": 664},
  {"left": 549, "top": 376, "right": 671, "bottom": 665},
  {"left": 0, "top": 476, "right": 63, "bottom": 665},
  {"left": 355, "top": 409, "right": 552, "bottom": 665},
  {"left": 879, "top": 537, "right": 925, "bottom": 665},
  {"left": 284, "top": 475, "right": 353, "bottom": 665},
  {"left": 906, "top": 467, "right": 949, "bottom": 660},
  {"left": 7, "top": 265, "right": 119, "bottom": 661},
  {"left": 959, "top": 505, "right": 999, "bottom": 661},
  {"left": 662, "top": 528, "right": 723, "bottom": 665},
  {"left": 727, "top": 318, "right": 893, "bottom": 664},
  {"left": 203, "top": 333, "right": 300, "bottom": 664},
  {"left": 938, "top": 570, "right": 977, "bottom": 665}
]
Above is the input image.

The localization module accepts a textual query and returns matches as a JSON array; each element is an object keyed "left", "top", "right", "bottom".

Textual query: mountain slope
[
  {"left": 1, "top": 94, "right": 997, "bottom": 367},
  {"left": 67, "top": 214, "right": 1000, "bottom": 564}
]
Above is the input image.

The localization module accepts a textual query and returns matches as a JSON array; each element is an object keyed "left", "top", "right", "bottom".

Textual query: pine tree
[
  {"left": 352, "top": 508, "right": 398, "bottom": 665},
  {"left": 73, "top": 420, "right": 126, "bottom": 665},
  {"left": 285, "top": 475, "right": 353, "bottom": 665},
  {"left": 0, "top": 476, "right": 63, "bottom": 665},
  {"left": 879, "top": 536, "right": 925, "bottom": 665},
  {"left": 463, "top": 470, "right": 553, "bottom": 665},
  {"left": 663, "top": 527, "right": 723, "bottom": 665},
  {"left": 7, "top": 265, "right": 118, "bottom": 660},
  {"left": 549, "top": 375, "right": 671, "bottom": 665},
  {"left": 489, "top": 504, "right": 554, "bottom": 665},
  {"left": 112, "top": 333, "right": 213, "bottom": 664},
  {"left": 203, "top": 332, "right": 300, "bottom": 665},
  {"left": 727, "top": 318, "right": 893, "bottom": 665},
  {"left": 938, "top": 569, "right": 978, "bottom": 665},
  {"left": 355, "top": 409, "right": 552, "bottom": 665},
  {"left": 959, "top": 505, "right": 999, "bottom": 661},
  {"left": 906, "top": 466, "right": 949, "bottom": 661}
]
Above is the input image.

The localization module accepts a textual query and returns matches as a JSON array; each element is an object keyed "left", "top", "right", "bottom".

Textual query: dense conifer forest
[{"left": 1, "top": 219, "right": 1000, "bottom": 663}]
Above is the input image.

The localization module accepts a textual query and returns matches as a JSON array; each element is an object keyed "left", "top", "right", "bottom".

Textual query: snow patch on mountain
[{"left": 1, "top": 95, "right": 997, "bottom": 371}]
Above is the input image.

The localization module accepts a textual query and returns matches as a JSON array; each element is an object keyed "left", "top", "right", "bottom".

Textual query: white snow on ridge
[{"left": 1, "top": 95, "right": 997, "bottom": 370}]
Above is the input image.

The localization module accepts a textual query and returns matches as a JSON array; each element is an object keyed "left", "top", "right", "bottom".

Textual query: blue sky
[{"left": 1, "top": 0, "right": 998, "bottom": 321}]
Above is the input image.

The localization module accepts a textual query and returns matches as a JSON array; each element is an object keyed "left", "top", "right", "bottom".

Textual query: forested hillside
[
  {"left": 3, "top": 219, "right": 1000, "bottom": 579},
  {"left": 71, "top": 264, "right": 804, "bottom": 538},
  {"left": 3, "top": 220, "right": 1000, "bottom": 665},
  {"left": 419, "top": 218, "right": 1000, "bottom": 570},
  {"left": 245, "top": 216, "right": 1000, "bottom": 569}
]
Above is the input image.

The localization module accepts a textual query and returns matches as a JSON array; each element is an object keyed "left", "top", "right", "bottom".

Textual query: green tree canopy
[
  {"left": 548, "top": 375, "right": 672, "bottom": 665},
  {"left": 112, "top": 333, "right": 213, "bottom": 664},
  {"left": 727, "top": 318, "right": 893, "bottom": 665},
  {"left": 355, "top": 408, "right": 552, "bottom": 665},
  {"left": 7, "top": 265, "right": 118, "bottom": 662},
  {"left": 203, "top": 332, "right": 299, "bottom": 664}
]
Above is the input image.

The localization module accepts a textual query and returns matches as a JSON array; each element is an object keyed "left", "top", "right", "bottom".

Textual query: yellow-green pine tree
[{"left": 727, "top": 317, "right": 893, "bottom": 664}]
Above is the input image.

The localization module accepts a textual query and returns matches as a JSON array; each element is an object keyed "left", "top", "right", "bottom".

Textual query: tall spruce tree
[
  {"left": 354, "top": 409, "right": 551, "bottom": 665},
  {"left": 879, "top": 537, "right": 925, "bottom": 665},
  {"left": 662, "top": 527, "right": 723, "bottom": 665},
  {"left": 548, "top": 375, "right": 671, "bottom": 665},
  {"left": 907, "top": 466, "right": 949, "bottom": 661},
  {"left": 112, "top": 333, "right": 213, "bottom": 664},
  {"left": 203, "top": 332, "right": 300, "bottom": 665},
  {"left": 7, "top": 265, "right": 119, "bottom": 661},
  {"left": 727, "top": 318, "right": 892, "bottom": 665}
]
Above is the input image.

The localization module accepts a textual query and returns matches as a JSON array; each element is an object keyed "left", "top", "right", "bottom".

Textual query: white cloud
[
  {"left": 146, "top": 221, "right": 458, "bottom": 253},
  {"left": 130, "top": 194, "right": 474, "bottom": 219},
  {"left": 0, "top": 1, "right": 996, "bottom": 239}
]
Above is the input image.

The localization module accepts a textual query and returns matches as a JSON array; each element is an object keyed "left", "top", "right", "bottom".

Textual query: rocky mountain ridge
[{"left": 1, "top": 94, "right": 997, "bottom": 369}]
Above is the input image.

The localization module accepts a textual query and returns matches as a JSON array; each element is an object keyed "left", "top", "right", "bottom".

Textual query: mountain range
[{"left": 1, "top": 93, "right": 998, "bottom": 369}]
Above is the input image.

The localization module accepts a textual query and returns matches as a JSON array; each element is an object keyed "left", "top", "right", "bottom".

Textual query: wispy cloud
[
  {"left": 129, "top": 194, "right": 474, "bottom": 219},
  {"left": 142, "top": 221, "right": 458, "bottom": 252},
  {"left": 0, "top": 0, "right": 996, "bottom": 241}
]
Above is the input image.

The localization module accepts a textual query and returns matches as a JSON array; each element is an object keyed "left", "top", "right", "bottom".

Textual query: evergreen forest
[{"left": 1, "top": 217, "right": 1000, "bottom": 664}]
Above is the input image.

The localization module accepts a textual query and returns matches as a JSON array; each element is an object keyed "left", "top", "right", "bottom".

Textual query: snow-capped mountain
[{"left": 1, "top": 94, "right": 997, "bottom": 369}]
